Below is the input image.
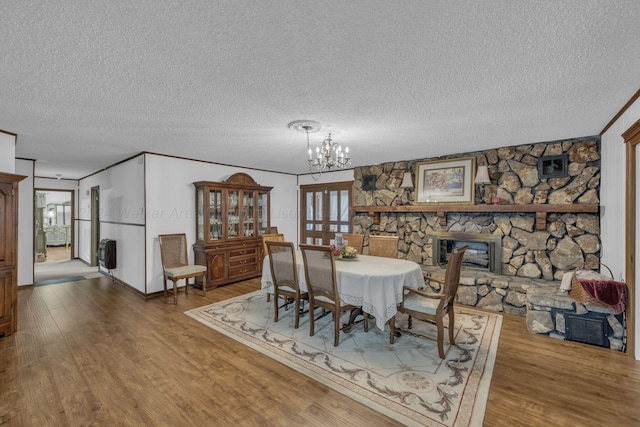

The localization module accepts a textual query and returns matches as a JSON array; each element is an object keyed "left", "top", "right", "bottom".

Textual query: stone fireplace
[
  {"left": 348, "top": 136, "right": 624, "bottom": 350},
  {"left": 432, "top": 231, "right": 502, "bottom": 274}
]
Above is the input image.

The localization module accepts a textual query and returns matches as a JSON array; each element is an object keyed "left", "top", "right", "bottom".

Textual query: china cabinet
[
  {"left": 0, "top": 172, "right": 26, "bottom": 337},
  {"left": 193, "top": 173, "right": 272, "bottom": 288}
]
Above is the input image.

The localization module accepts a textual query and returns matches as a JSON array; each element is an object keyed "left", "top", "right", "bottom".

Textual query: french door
[{"left": 300, "top": 181, "right": 353, "bottom": 245}]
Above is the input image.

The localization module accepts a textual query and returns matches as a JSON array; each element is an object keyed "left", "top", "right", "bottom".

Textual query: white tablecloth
[{"left": 262, "top": 252, "right": 424, "bottom": 331}]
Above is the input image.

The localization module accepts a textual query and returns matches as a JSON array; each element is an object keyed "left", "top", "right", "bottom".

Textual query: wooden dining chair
[
  {"left": 266, "top": 241, "right": 308, "bottom": 329},
  {"left": 261, "top": 233, "right": 285, "bottom": 301},
  {"left": 391, "top": 245, "right": 468, "bottom": 358},
  {"left": 342, "top": 233, "right": 364, "bottom": 255},
  {"left": 158, "top": 233, "right": 207, "bottom": 304},
  {"left": 300, "top": 244, "right": 367, "bottom": 346},
  {"left": 368, "top": 235, "right": 399, "bottom": 258}
]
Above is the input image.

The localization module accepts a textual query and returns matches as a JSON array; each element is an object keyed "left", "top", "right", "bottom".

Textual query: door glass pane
[
  {"left": 315, "top": 238, "right": 323, "bottom": 245},
  {"left": 306, "top": 192, "right": 313, "bottom": 221},
  {"left": 329, "top": 191, "right": 338, "bottom": 221},
  {"left": 243, "top": 192, "right": 254, "bottom": 237},
  {"left": 329, "top": 224, "right": 338, "bottom": 232},
  {"left": 306, "top": 237, "right": 314, "bottom": 244},
  {"left": 209, "top": 190, "right": 222, "bottom": 240},
  {"left": 315, "top": 224, "right": 323, "bottom": 231},
  {"left": 315, "top": 192, "right": 323, "bottom": 221},
  {"left": 228, "top": 190, "right": 239, "bottom": 239},
  {"left": 340, "top": 224, "right": 349, "bottom": 232},
  {"left": 340, "top": 190, "right": 349, "bottom": 222}
]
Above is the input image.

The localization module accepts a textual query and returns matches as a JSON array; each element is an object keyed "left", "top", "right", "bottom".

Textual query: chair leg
[
  {"left": 163, "top": 277, "right": 167, "bottom": 298},
  {"left": 294, "top": 298, "right": 300, "bottom": 329},
  {"left": 448, "top": 309, "right": 455, "bottom": 346},
  {"left": 363, "top": 312, "right": 369, "bottom": 333},
  {"left": 436, "top": 316, "right": 445, "bottom": 359},
  {"left": 389, "top": 316, "right": 395, "bottom": 344},
  {"left": 333, "top": 310, "right": 340, "bottom": 347},
  {"left": 308, "top": 301, "right": 315, "bottom": 337},
  {"left": 273, "top": 291, "right": 279, "bottom": 323},
  {"left": 173, "top": 279, "right": 178, "bottom": 305},
  {"left": 184, "top": 278, "right": 189, "bottom": 295}
]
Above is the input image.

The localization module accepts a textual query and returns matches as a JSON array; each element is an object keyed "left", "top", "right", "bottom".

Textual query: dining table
[{"left": 261, "top": 251, "right": 425, "bottom": 331}]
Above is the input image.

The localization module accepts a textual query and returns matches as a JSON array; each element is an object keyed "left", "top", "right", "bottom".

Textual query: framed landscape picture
[{"left": 416, "top": 157, "right": 475, "bottom": 204}]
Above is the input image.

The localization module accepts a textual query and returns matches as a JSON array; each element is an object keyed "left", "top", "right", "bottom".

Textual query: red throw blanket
[{"left": 579, "top": 279, "right": 628, "bottom": 314}]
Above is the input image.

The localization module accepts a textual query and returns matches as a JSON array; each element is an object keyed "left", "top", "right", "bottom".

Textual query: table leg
[{"left": 342, "top": 307, "right": 369, "bottom": 333}]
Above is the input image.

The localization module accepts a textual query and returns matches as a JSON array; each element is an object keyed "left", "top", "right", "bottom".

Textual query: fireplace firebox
[{"left": 431, "top": 231, "right": 502, "bottom": 274}]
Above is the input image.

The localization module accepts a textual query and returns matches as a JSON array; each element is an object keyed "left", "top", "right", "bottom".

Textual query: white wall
[
  {"left": 0, "top": 131, "right": 16, "bottom": 174},
  {"left": 601, "top": 95, "right": 640, "bottom": 359},
  {"left": 16, "top": 159, "right": 34, "bottom": 286},
  {"left": 78, "top": 155, "right": 145, "bottom": 291},
  {"left": 144, "top": 154, "right": 298, "bottom": 294}
]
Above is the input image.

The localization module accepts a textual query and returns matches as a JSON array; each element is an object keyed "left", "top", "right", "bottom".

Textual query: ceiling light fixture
[{"left": 288, "top": 120, "right": 352, "bottom": 181}]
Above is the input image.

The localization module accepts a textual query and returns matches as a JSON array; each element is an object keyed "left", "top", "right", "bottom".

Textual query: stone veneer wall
[{"left": 353, "top": 136, "right": 601, "bottom": 280}]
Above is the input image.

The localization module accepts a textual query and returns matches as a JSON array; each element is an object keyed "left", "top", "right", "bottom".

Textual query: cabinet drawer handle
[
  {"left": 239, "top": 250, "right": 247, "bottom": 254},
  {"left": 240, "top": 260, "right": 247, "bottom": 264}
]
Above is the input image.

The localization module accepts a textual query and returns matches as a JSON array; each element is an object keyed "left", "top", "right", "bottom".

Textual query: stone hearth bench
[{"left": 421, "top": 266, "right": 625, "bottom": 351}]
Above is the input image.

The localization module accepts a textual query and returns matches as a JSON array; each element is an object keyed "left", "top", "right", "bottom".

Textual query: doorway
[
  {"left": 300, "top": 181, "right": 353, "bottom": 245},
  {"left": 34, "top": 189, "right": 73, "bottom": 263},
  {"left": 33, "top": 188, "right": 102, "bottom": 285}
]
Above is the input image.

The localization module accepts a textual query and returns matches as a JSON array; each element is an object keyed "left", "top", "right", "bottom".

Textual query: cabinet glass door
[
  {"left": 227, "top": 190, "right": 239, "bottom": 239},
  {"left": 209, "top": 189, "right": 223, "bottom": 241},
  {"left": 197, "top": 188, "right": 204, "bottom": 241},
  {"left": 257, "top": 191, "right": 268, "bottom": 235},
  {"left": 243, "top": 191, "right": 255, "bottom": 237}
]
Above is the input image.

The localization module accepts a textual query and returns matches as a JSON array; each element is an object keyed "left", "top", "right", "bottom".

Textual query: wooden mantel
[{"left": 352, "top": 203, "right": 599, "bottom": 230}]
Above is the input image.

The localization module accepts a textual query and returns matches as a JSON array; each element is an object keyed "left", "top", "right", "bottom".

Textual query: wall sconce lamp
[
  {"left": 474, "top": 165, "right": 491, "bottom": 204},
  {"left": 400, "top": 170, "right": 415, "bottom": 201}
]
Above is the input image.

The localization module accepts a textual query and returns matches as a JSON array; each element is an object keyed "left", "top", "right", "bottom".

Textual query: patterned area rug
[{"left": 185, "top": 291, "right": 502, "bottom": 427}]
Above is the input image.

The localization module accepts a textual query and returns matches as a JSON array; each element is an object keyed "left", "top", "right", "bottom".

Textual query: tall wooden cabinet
[
  {"left": 193, "top": 173, "right": 272, "bottom": 288},
  {"left": 0, "top": 172, "right": 26, "bottom": 337}
]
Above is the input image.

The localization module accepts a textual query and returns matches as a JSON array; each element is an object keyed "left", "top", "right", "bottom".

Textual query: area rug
[{"left": 185, "top": 291, "right": 502, "bottom": 427}]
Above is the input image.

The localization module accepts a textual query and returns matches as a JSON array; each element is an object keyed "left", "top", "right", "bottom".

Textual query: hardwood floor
[
  {"left": 1, "top": 277, "right": 639, "bottom": 426},
  {"left": 36, "top": 245, "right": 71, "bottom": 262}
]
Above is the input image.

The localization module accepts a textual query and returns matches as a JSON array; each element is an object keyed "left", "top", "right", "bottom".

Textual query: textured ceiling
[{"left": 2, "top": 1, "right": 640, "bottom": 179}]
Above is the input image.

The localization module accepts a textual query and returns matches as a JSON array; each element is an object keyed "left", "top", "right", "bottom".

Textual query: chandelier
[{"left": 288, "top": 120, "right": 352, "bottom": 180}]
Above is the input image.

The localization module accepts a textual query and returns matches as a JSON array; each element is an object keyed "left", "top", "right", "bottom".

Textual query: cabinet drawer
[
  {"left": 229, "top": 246, "right": 258, "bottom": 258},
  {"left": 229, "top": 263, "right": 258, "bottom": 278},
  {"left": 229, "top": 256, "right": 257, "bottom": 269}
]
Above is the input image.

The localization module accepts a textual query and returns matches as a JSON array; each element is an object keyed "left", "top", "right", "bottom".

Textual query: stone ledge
[
  {"left": 422, "top": 266, "right": 558, "bottom": 317},
  {"left": 421, "top": 266, "right": 624, "bottom": 351}
]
